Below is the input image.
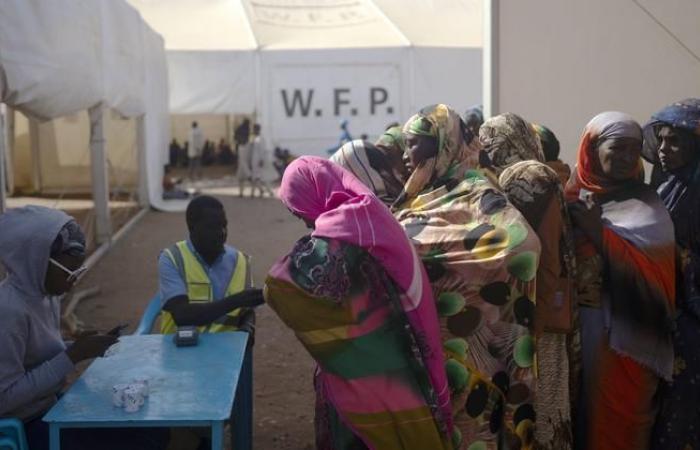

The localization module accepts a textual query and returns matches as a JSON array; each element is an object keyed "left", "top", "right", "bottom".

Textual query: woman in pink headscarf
[{"left": 264, "top": 156, "right": 454, "bottom": 449}]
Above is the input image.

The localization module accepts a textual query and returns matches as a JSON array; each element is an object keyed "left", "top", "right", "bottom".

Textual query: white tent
[
  {"left": 129, "top": 0, "right": 483, "bottom": 155},
  {"left": 0, "top": 0, "right": 175, "bottom": 233}
]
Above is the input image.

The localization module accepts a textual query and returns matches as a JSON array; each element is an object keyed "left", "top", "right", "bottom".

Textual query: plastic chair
[
  {"left": 0, "top": 418, "right": 28, "bottom": 450},
  {"left": 134, "top": 294, "right": 162, "bottom": 335}
]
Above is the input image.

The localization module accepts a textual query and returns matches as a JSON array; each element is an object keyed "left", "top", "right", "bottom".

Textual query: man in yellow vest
[
  {"left": 158, "top": 195, "right": 261, "bottom": 449},
  {"left": 158, "top": 195, "right": 262, "bottom": 335}
]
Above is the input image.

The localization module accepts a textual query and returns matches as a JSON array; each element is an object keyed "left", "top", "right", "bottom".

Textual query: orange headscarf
[{"left": 565, "top": 111, "right": 643, "bottom": 201}]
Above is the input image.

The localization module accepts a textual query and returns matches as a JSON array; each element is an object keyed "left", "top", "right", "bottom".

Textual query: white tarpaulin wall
[
  {"left": 484, "top": 0, "right": 700, "bottom": 165},
  {"left": 0, "top": 0, "right": 175, "bottom": 214},
  {"left": 10, "top": 110, "right": 138, "bottom": 195},
  {"left": 129, "top": 0, "right": 483, "bottom": 155}
]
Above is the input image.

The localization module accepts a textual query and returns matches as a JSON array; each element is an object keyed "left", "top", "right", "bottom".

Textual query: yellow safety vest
[{"left": 160, "top": 241, "right": 252, "bottom": 334}]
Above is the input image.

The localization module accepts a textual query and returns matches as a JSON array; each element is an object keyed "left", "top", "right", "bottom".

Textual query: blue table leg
[
  {"left": 49, "top": 424, "right": 60, "bottom": 450},
  {"left": 232, "top": 344, "right": 253, "bottom": 450},
  {"left": 211, "top": 421, "right": 224, "bottom": 450}
]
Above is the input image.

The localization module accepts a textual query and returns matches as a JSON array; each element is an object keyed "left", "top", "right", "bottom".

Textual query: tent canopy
[
  {"left": 0, "top": 0, "right": 172, "bottom": 211},
  {"left": 130, "top": 0, "right": 482, "bottom": 51},
  {"left": 0, "top": 0, "right": 162, "bottom": 121},
  {"left": 129, "top": 0, "right": 483, "bottom": 156}
]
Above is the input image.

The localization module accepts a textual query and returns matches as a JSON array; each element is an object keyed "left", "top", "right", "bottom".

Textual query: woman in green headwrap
[{"left": 393, "top": 104, "right": 541, "bottom": 450}]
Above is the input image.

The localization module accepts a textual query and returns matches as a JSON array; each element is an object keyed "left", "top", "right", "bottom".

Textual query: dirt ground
[{"left": 73, "top": 191, "right": 316, "bottom": 449}]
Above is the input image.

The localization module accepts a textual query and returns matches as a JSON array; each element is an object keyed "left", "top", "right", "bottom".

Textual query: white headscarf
[{"left": 586, "top": 111, "right": 642, "bottom": 142}]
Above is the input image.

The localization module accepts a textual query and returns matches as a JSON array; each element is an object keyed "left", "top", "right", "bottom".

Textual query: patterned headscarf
[
  {"left": 330, "top": 140, "right": 404, "bottom": 205},
  {"left": 479, "top": 113, "right": 545, "bottom": 173},
  {"left": 499, "top": 161, "right": 562, "bottom": 228},
  {"left": 375, "top": 125, "right": 405, "bottom": 155},
  {"left": 642, "top": 98, "right": 700, "bottom": 163},
  {"left": 397, "top": 104, "right": 479, "bottom": 206},
  {"left": 643, "top": 99, "right": 700, "bottom": 255},
  {"left": 565, "top": 111, "right": 643, "bottom": 200}
]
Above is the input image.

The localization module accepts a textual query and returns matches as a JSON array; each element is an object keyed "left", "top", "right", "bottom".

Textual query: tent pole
[
  {"left": 408, "top": 47, "right": 416, "bottom": 116},
  {"left": 483, "top": 0, "right": 500, "bottom": 119},
  {"left": 29, "top": 118, "right": 41, "bottom": 193},
  {"left": 5, "top": 107, "right": 14, "bottom": 195},
  {"left": 254, "top": 51, "right": 262, "bottom": 122},
  {"left": 226, "top": 115, "right": 231, "bottom": 146},
  {"left": 136, "top": 115, "right": 148, "bottom": 207},
  {"left": 89, "top": 103, "right": 112, "bottom": 245},
  {"left": 0, "top": 105, "right": 6, "bottom": 214}
]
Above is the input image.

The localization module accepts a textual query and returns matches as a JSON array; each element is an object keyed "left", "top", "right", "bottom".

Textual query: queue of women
[{"left": 263, "top": 98, "right": 700, "bottom": 450}]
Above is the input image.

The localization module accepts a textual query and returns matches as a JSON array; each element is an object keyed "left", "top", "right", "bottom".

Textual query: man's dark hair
[
  {"left": 186, "top": 195, "right": 224, "bottom": 230},
  {"left": 192, "top": 121, "right": 198, "bottom": 128}
]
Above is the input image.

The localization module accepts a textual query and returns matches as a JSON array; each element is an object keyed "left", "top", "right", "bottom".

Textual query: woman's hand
[{"left": 569, "top": 200, "right": 604, "bottom": 252}]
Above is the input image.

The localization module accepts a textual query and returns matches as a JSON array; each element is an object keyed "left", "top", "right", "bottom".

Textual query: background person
[
  {"left": 236, "top": 128, "right": 254, "bottom": 197},
  {"left": 234, "top": 118, "right": 251, "bottom": 155},
  {"left": 249, "top": 124, "right": 275, "bottom": 198},
  {"left": 643, "top": 98, "right": 700, "bottom": 449},
  {"left": 187, "top": 121, "right": 204, "bottom": 180}
]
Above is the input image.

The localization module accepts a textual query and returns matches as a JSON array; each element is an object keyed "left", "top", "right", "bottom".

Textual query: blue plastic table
[{"left": 43, "top": 332, "right": 252, "bottom": 450}]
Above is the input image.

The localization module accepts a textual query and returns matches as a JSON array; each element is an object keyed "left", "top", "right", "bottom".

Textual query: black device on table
[{"left": 174, "top": 326, "right": 200, "bottom": 347}]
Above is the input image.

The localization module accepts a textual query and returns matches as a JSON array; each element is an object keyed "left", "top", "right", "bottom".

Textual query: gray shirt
[{"left": 0, "top": 206, "right": 76, "bottom": 420}]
